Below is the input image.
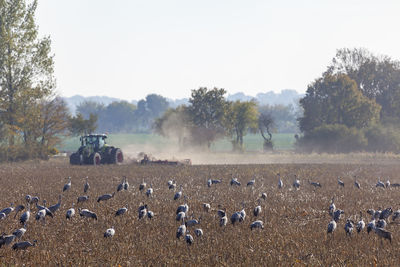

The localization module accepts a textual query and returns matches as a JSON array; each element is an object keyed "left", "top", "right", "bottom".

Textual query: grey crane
[
  {"left": 230, "top": 212, "right": 243, "bottom": 225},
  {"left": 77, "top": 195, "right": 89, "bottom": 203},
  {"left": 194, "top": 228, "right": 203, "bottom": 237},
  {"left": 385, "top": 179, "right": 390, "bottom": 188},
  {"left": 63, "top": 177, "right": 71, "bottom": 192},
  {"left": 392, "top": 210, "right": 400, "bottom": 221},
  {"left": 84, "top": 176, "right": 90, "bottom": 193},
  {"left": 48, "top": 195, "right": 62, "bottom": 214},
  {"left": 147, "top": 210, "right": 154, "bottom": 219},
  {"left": 329, "top": 197, "right": 336, "bottom": 217},
  {"left": 354, "top": 177, "right": 361, "bottom": 189},
  {"left": 250, "top": 220, "right": 264, "bottom": 230},
  {"left": 309, "top": 180, "right": 322, "bottom": 188},
  {"left": 97, "top": 192, "right": 115, "bottom": 202},
  {"left": 220, "top": 215, "right": 228, "bottom": 227},
  {"left": 380, "top": 207, "right": 393, "bottom": 220},
  {"left": 207, "top": 179, "right": 212, "bottom": 187},
  {"left": 168, "top": 179, "right": 176, "bottom": 190},
  {"left": 373, "top": 226, "right": 392, "bottom": 243},
  {"left": 139, "top": 179, "right": 146, "bottom": 191},
  {"left": 230, "top": 177, "right": 241, "bottom": 186},
  {"left": 0, "top": 203, "right": 14, "bottom": 216},
  {"left": 278, "top": 173, "right": 283, "bottom": 189},
  {"left": 293, "top": 175, "right": 300, "bottom": 190},
  {"left": 247, "top": 177, "right": 255, "bottom": 187},
  {"left": 337, "top": 177, "right": 344, "bottom": 187},
  {"left": 367, "top": 218, "right": 376, "bottom": 234},
  {"left": 202, "top": 203, "right": 211, "bottom": 213},
  {"left": 327, "top": 220, "right": 337, "bottom": 234},
  {"left": 212, "top": 179, "right": 222, "bottom": 185},
  {"left": 253, "top": 200, "right": 261, "bottom": 217},
  {"left": 146, "top": 184, "right": 153, "bottom": 197},
  {"left": 66, "top": 204, "right": 75, "bottom": 220},
  {"left": 138, "top": 205, "right": 147, "bottom": 219},
  {"left": 344, "top": 219, "right": 354, "bottom": 236},
  {"left": 356, "top": 212, "right": 365, "bottom": 233},
  {"left": 0, "top": 213, "right": 6, "bottom": 220},
  {"left": 20, "top": 207, "right": 30, "bottom": 225},
  {"left": 176, "top": 211, "right": 186, "bottom": 222},
  {"left": 217, "top": 207, "right": 226, "bottom": 218},
  {"left": 115, "top": 205, "right": 128, "bottom": 217},
  {"left": 12, "top": 225, "right": 27, "bottom": 239},
  {"left": 0, "top": 234, "right": 16, "bottom": 248},
  {"left": 176, "top": 219, "right": 186, "bottom": 239},
  {"left": 333, "top": 209, "right": 344, "bottom": 222},
  {"left": 25, "top": 195, "right": 32, "bottom": 204},
  {"left": 117, "top": 177, "right": 124, "bottom": 192},
  {"left": 174, "top": 185, "right": 183, "bottom": 200},
  {"left": 376, "top": 219, "right": 387, "bottom": 229},
  {"left": 79, "top": 208, "right": 98, "bottom": 220},
  {"left": 176, "top": 202, "right": 189, "bottom": 215},
  {"left": 261, "top": 193, "right": 267, "bottom": 200},
  {"left": 104, "top": 226, "right": 115, "bottom": 238},
  {"left": 12, "top": 240, "right": 37, "bottom": 250},
  {"left": 35, "top": 209, "right": 46, "bottom": 222},
  {"left": 185, "top": 230, "right": 194, "bottom": 246},
  {"left": 185, "top": 216, "right": 201, "bottom": 227},
  {"left": 376, "top": 179, "right": 385, "bottom": 188},
  {"left": 36, "top": 200, "right": 54, "bottom": 218},
  {"left": 123, "top": 176, "right": 129, "bottom": 190}
]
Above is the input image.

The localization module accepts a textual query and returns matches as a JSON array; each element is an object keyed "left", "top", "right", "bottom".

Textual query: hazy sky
[{"left": 35, "top": 1, "right": 400, "bottom": 100}]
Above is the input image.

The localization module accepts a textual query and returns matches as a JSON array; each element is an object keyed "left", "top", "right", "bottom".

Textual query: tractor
[{"left": 69, "top": 134, "right": 123, "bottom": 165}]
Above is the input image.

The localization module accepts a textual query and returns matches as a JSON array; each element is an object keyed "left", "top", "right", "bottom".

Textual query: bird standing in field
[
  {"left": 97, "top": 192, "right": 115, "bottom": 202},
  {"left": 278, "top": 173, "right": 283, "bottom": 189},
  {"left": 354, "top": 176, "right": 361, "bottom": 189},
  {"left": 250, "top": 220, "right": 264, "bottom": 230},
  {"left": 0, "top": 203, "right": 14, "bottom": 216},
  {"left": 293, "top": 175, "right": 300, "bottom": 190},
  {"left": 146, "top": 184, "right": 153, "bottom": 197},
  {"left": 12, "top": 240, "right": 37, "bottom": 250},
  {"left": 344, "top": 219, "right": 354, "bottom": 236},
  {"left": 66, "top": 204, "right": 75, "bottom": 220},
  {"left": 337, "top": 177, "right": 344, "bottom": 187},
  {"left": 174, "top": 185, "right": 183, "bottom": 200},
  {"left": 79, "top": 208, "right": 98, "bottom": 220},
  {"left": 63, "top": 177, "right": 71, "bottom": 192},
  {"left": 115, "top": 205, "right": 128, "bottom": 217},
  {"left": 176, "top": 219, "right": 186, "bottom": 239},
  {"left": 123, "top": 176, "right": 129, "bottom": 190},
  {"left": 12, "top": 225, "right": 27, "bottom": 239},
  {"left": 48, "top": 195, "right": 62, "bottom": 214},
  {"left": 329, "top": 197, "right": 336, "bottom": 217},
  {"left": 194, "top": 228, "right": 203, "bottom": 237},
  {"left": 117, "top": 177, "right": 125, "bottom": 192},
  {"left": 357, "top": 212, "right": 365, "bottom": 233},
  {"left": 327, "top": 220, "right": 337, "bottom": 234},
  {"left": 253, "top": 200, "right": 261, "bottom": 217},
  {"left": 185, "top": 230, "right": 194, "bottom": 246},
  {"left": 247, "top": 177, "right": 255, "bottom": 187},
  {"left": 139, "top": 179, "right": 146, "bottom": 191},
  {"left": 104, "top": 226, "right": 115, "bottom": 238},
  {"left": 20, "top": 207, "right": 30, "bottom": 225},
  {"left": 84, "top": 176, "right": 90, "bottom": 193}
]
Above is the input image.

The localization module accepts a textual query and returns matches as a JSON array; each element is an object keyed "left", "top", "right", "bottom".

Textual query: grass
[{"left": 58, "top": 133, "right": 296, "bottom": 152}]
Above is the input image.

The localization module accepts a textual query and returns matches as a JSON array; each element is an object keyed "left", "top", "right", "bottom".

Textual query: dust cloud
[{"left": 121, "top": 141, "right": 400, "bottom": 165}]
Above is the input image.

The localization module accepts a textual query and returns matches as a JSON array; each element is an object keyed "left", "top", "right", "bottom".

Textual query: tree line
[{"left": 297, "top": 48, "right": 400, "bottom": 153}]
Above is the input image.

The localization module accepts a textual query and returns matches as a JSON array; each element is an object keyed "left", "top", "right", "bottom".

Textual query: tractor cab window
[{"left": 99, "top": 137, "right": 105, "bottom": 148}]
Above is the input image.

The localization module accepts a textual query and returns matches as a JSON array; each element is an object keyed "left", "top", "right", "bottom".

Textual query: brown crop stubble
[{"left": 0, "top": 161, "right": 399, "bottom": 265}]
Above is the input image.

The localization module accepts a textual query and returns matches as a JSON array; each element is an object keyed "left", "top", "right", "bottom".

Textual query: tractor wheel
[
  {"left": 104, "top": 147, "right": 114, "bottom": 164},
  {"left": 69, "top": 152, "right": 80, "bottom": 165},
  {"left": 89, "top": 152, "right": 102, "bottom": 166},
  {"left": 111, "top": 148, "right": 123, "bottom": 165}
]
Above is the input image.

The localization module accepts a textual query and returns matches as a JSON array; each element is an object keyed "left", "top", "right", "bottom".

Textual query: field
[
  {"left": 1, "top": 158, "right": 400, "bottom": 265},
  {"left": 58, "top": 133, "right": 296, "bottom": 153}
]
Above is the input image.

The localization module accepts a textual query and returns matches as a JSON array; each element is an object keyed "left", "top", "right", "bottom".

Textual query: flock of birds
[{"left": 0, "top": 172, "right": 398, "bottom": 251}]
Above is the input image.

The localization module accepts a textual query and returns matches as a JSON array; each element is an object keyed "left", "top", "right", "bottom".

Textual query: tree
[
  {"left": 0, "top": 0, "right": 58, "bottom": 160},
  {"left": 258, "top": 104, "right": 298, "bottom": 133},
  {"left": 258, "top": 113, "right": 275, "bottom": 151},
  {"left": 187, "top": 87, "right": 228, "bottom": 148},
  {"left": 225, "top": 101, "right": 258, "bottom": 151},
  {"left": 38, "top": 97, "right": 70, "bottom": 158},
  {"left": 133, "top": 94, "right": 169, "bottom": 132},
  {"left": 101, "top": 101, "right": 136, "bottom": 133},
  {"left": 76, "top": 101, "right": 105, "bottom": 119},
  {"left": 299, "top": 74, "right": 381, "bottom": 134},
  {"left": 325, "top": 48, "right": 400, "bottom": 121},
  {"left": 69, "top": 113, "right": 97, "bottom": 136}
]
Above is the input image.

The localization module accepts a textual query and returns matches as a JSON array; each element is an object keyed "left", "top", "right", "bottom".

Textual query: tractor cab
[{"left": 80, "top": 134, "right": 108, "bottom": 151}]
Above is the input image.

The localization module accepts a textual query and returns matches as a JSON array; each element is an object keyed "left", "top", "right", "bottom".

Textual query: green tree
[
  {"left": 134, "top": 94, "right": 169, "bottom": 132},
  {"left": 226, "top": 101, "right": 258, "bottom": 151},
  {"left": 0, "top": 0, "right": 59, "bottom": 160},
  {"left": 299, "top": 74, "right": 381, "bottom": 134},
  {"left": 76, "top": 101, "right": 105, "bottom": 119},
  {"left": 187, "top": 87, "right": 228, "bottom": 148},
  {"left": 69, "top": 113, "right": 97, "bottom": 136},
  {"left": 325, "top": 48, "right": 400, "bottom": 121}
]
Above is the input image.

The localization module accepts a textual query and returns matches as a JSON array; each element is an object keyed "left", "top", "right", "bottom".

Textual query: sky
[{"left": 35, "top": 1, "right": 400, "bottom": 101}]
